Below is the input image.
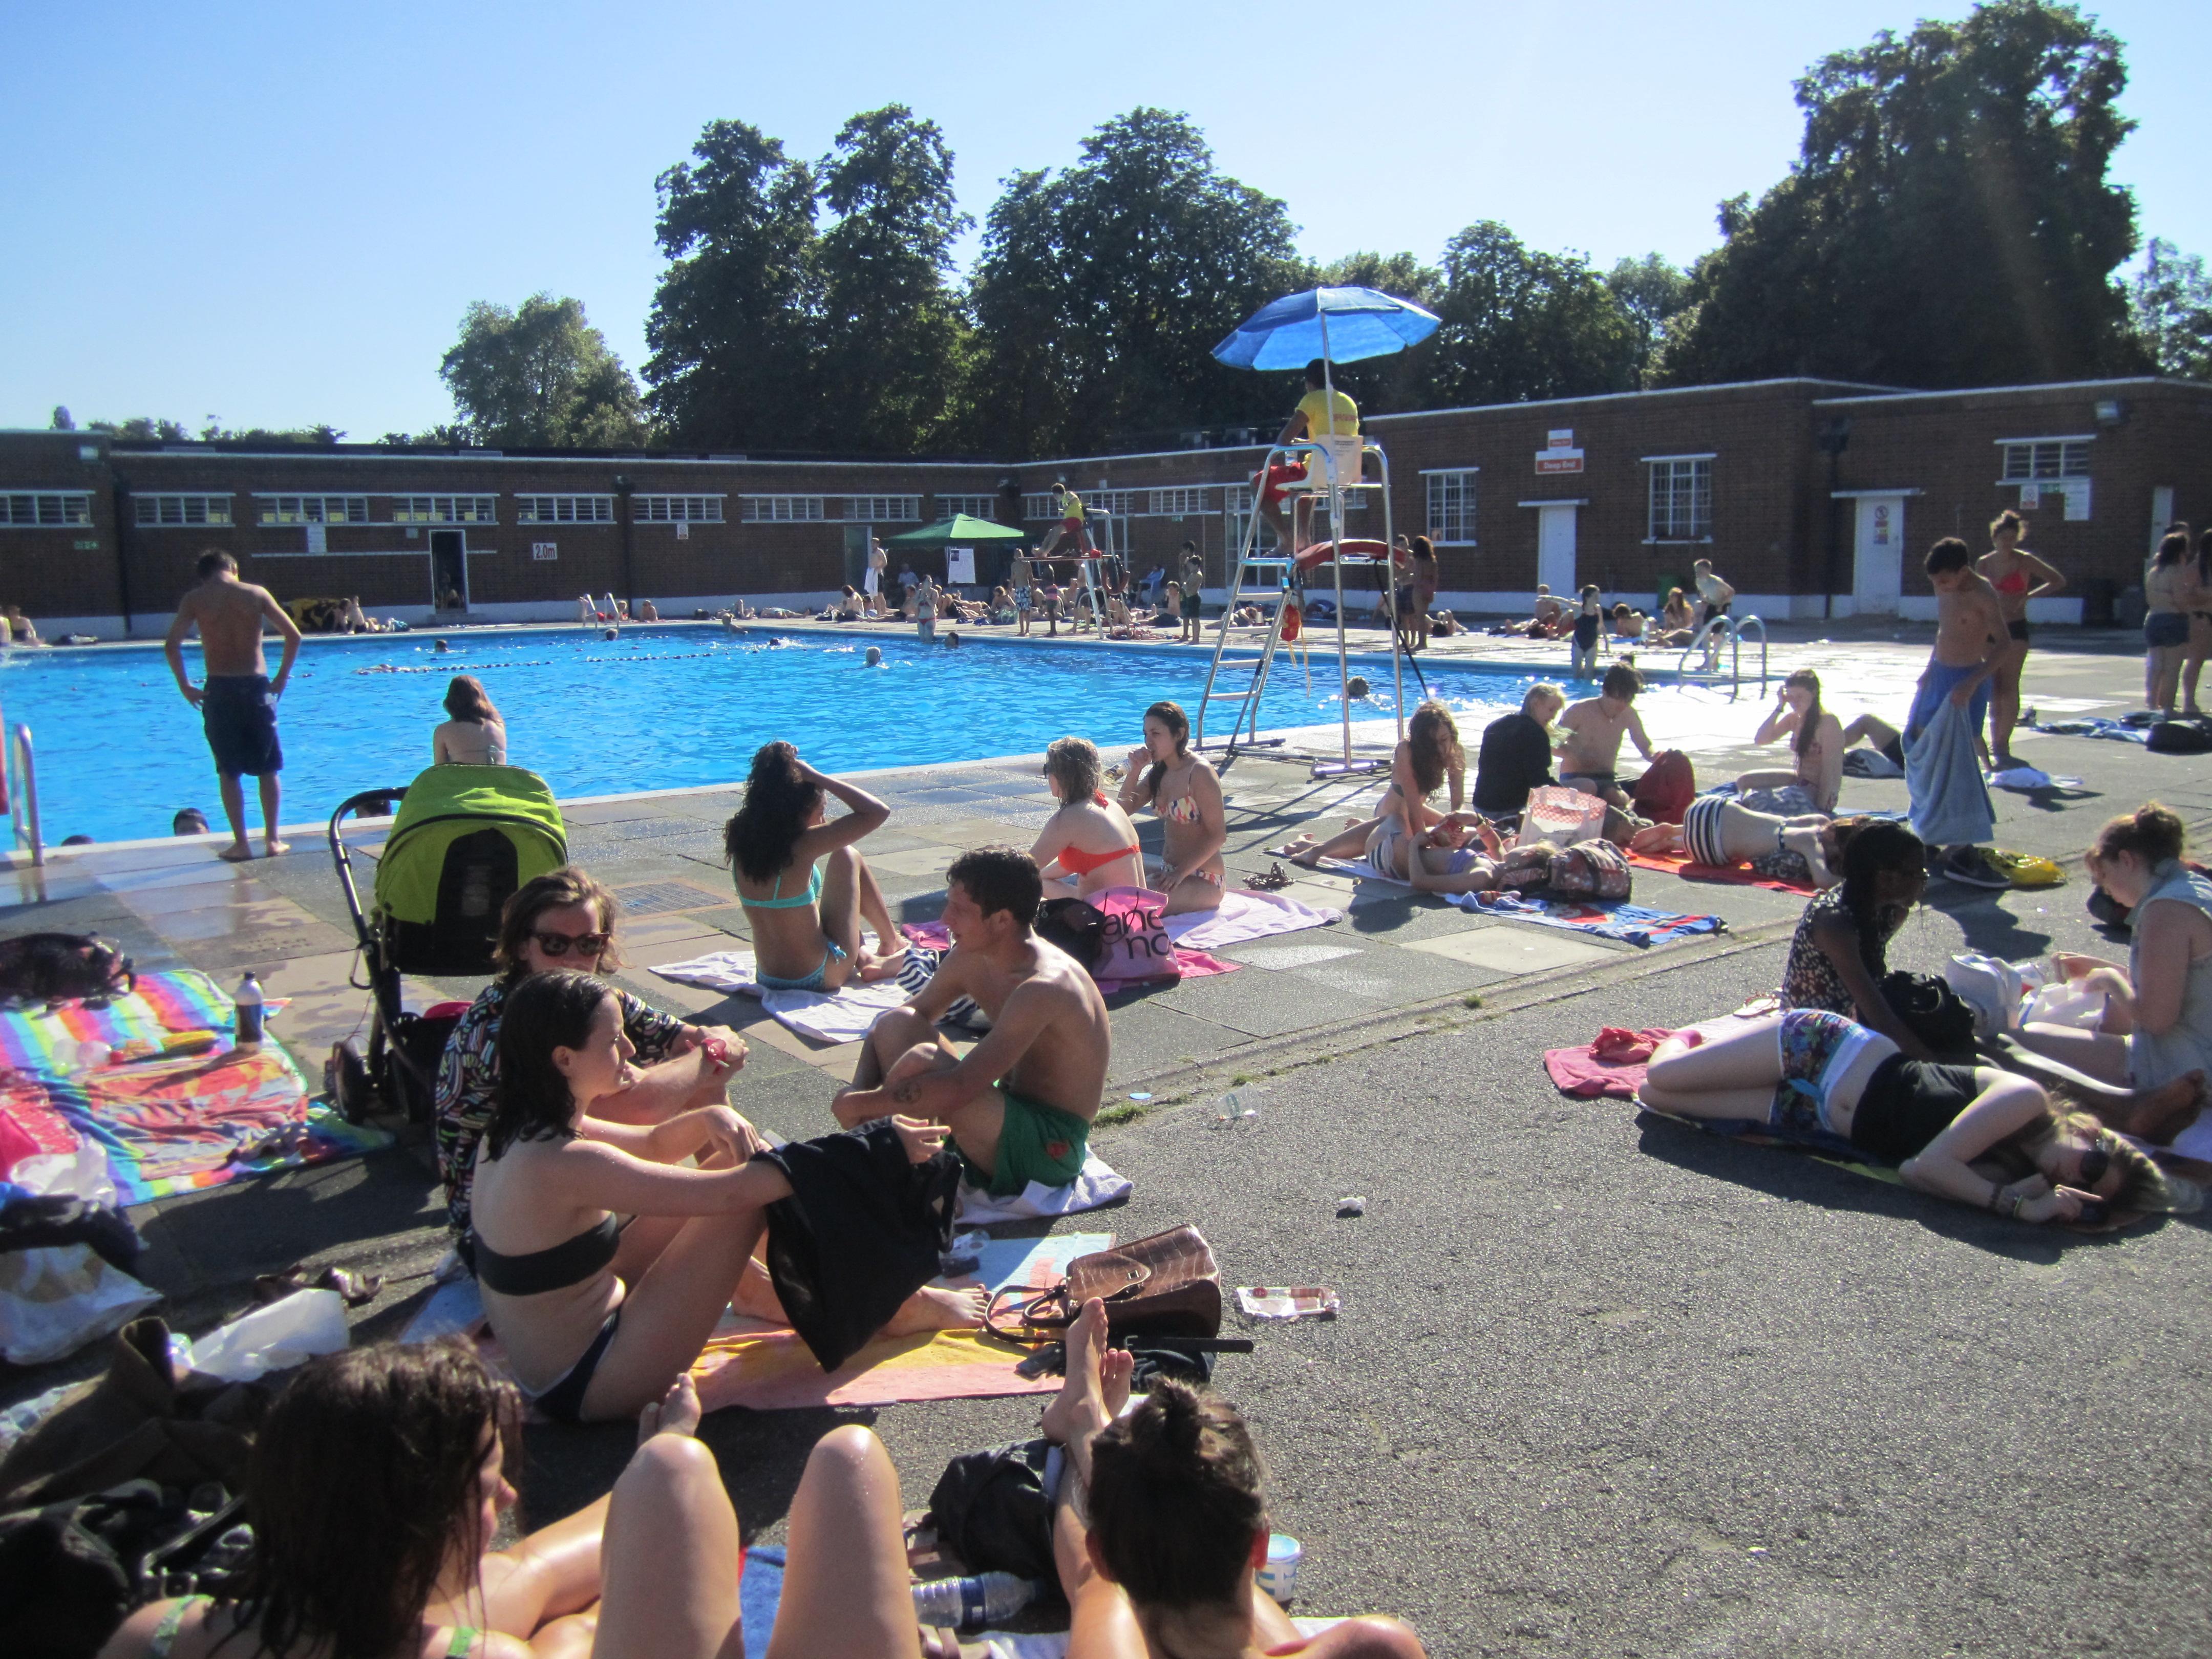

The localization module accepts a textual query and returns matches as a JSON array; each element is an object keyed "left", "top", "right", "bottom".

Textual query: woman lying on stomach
[
  {"left": 470, "top": 970, "right": 975, "bottom": 1423},
  {"left": 104, "top": 1341, "right": 962, "bottom": 1659},
  {"left": 1639, "top": 1008, "right": 2178, "bottom": 1224}
]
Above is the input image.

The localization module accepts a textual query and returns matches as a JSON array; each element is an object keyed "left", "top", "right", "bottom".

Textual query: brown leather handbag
[{"left": 987, "top": 1225, "right": 1223, "bottom": 1342}]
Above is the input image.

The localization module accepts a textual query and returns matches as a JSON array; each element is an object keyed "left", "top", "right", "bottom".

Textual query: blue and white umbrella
[{"left": 1210, "top": 285, "right": 1440, "bottom": 371}]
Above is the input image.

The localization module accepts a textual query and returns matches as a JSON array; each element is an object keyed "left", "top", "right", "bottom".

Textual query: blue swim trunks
[{"left": 1905, "top": 661, "right": 1990, "bottom": 745}]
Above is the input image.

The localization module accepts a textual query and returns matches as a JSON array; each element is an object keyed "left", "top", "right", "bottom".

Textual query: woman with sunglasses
[
  {"left": 1639, "top": 1008, "right": 2175, "bottom": 1225},
  {"left": 433, "top": 866, "right": 745, "bottom": 1264}
]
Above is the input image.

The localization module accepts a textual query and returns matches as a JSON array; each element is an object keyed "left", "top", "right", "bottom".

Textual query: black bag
[
  {"left": 1881, "top": 970, "right": 1978, "bottom": 1060},
  {"left": 2147, "top": 718, "right": 2212, "bottom": 754},
  {"left": 0, "top": 934, "right": 134, "bottom": 1005},
  {"left": 926, "top": 1438, "right": 1057, "bottom": 1583},
  {"left": 0, "top": 1479, "right": 248, "bottom": 1659},
  {"left": 1034, "top": 897, "right": 1105, "bottom": 974}
]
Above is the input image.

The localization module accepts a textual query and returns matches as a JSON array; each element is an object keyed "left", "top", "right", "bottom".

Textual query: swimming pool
[{"left": 3, "top": 626, "right": 1587, "bottom": 844}]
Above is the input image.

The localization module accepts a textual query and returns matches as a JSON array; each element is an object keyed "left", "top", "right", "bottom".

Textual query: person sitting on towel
[
  {"left": 835, "top": 846, "right": 1110, "bottom": 1199},
  {"left": 1472, "top": 683, "right": 1568, "bottom": 817},
  {"left": 1273, "top": 701, "right": 1476, "bottom": 882},
  {"left": 1032, "top": 735, "right": 1146, "bottom": 898}
]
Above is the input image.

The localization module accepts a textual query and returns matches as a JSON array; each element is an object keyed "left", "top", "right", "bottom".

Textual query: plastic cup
[{"left": 1257, "top": 1533, "right": 1302, "bottom": 1603}]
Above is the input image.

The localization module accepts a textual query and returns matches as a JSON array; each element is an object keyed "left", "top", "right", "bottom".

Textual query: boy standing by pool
[
  {"left": 1557, "top": 663, "right": 1655, "bottom": 809},
  {"left": 834, "top": 846, "right": 1110, "bottom": 1200},
  {"left": 163, "top": 549, "right": 302, "bottom": 861}
]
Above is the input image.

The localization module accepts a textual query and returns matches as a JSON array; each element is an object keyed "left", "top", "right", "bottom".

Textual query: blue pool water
[{"left": 2, "top": 626, "right": 1576, "bottom": 844}]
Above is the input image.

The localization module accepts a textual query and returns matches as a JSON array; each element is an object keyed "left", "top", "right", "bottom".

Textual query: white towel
[
  {"left": 648, "top": 947, "right": 910, "bottom": 1044},
  {"left": 1167, "top": 888, "right": 1343, "bottom": 947},
  {"left": 954, "top": 1152, "right": 1132, "bottom": 1225}
]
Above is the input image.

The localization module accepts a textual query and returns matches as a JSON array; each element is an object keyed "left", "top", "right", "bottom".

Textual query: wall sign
[
  {"left": 1536, "top": 427, "right": 1584, "bottom": 475},
  {"left": 531, "top": 542, "right": 559, "bottom": 561},
  {"left": 2019, "top": 478, "right": 2091, "bottom": 521},
  {"left": 305, "top": 522, "right": 326, "bottom": 554},
  {"left": 675, "top": 519, "right": 690, "bottom": 540},
  {"left": 1871, "top": 503, "right": 1892, "bottom": 546}
]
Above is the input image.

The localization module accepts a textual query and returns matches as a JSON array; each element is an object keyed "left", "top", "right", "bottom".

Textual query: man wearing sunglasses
[{"left": 434, "top": 866, "right": 747, "bottom": 1260}]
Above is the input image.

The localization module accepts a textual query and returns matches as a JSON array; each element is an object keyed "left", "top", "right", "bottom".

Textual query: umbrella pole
[{"left": 1321, "top": 313, "right": 1351, "bottom": 766}]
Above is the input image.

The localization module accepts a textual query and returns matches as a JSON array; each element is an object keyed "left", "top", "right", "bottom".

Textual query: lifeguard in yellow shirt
[
  {"left": 1036, "top": 478, "right": 1095, "bottom": 562},
  {"left": 1259, "top": 359, "right": 1360, "bottom": 553}
]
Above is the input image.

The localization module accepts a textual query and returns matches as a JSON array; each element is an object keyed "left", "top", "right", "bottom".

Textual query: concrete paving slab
[
  {"left": 1221, "top": 941, "right": 1363, "bottom": 970},
  {"left": 1401, "top": 927, "right": 1626, "bottom": 972}
]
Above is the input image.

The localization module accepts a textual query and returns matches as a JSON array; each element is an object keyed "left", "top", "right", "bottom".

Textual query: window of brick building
[
  {"left": 1423, "top": 469, "right": 1478, "bottom": 545},
  {"left": 735, "top": 496, "right": 814, "bottom": 523},
  {"left": 1148, "top": 487, "right": 1209, "bottom": 517},
  {"left": 3, "top": 492, "right": 92, "bottom": 527},
  {"left": 1997, "top": 437, "right": 2092, "bottom": 480},
  {"left": 391, "top": 496, "right": 497, "bottom": 525},
  {"left": 937, "top": 494, "right": 1000, "bottom": 520},
  {"left": 838, "top": 496, "right": 920, "bottom": 522},
  {"left": 134, "top": 494, "right": 233, "bottom": 527},
  {"left": 1644, "top": 456, "right": 1712, "bottom": 541},
  {"left": 1022, "top": 493, "right": 1058, "bottom": 520},
  {"left": 257, "top": 495, "right": 371, "bottom": 525},
  {"left": 516, "top": 495, "right": 614, "bottom": 524}
]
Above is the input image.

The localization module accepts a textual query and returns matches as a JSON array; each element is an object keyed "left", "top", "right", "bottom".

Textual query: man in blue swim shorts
[
  {"left": 164, "top": 550, "right": 302, "bottom": 862},
  {"left": 834, "top": 846, "right": 1111, "bottom": 1198}
]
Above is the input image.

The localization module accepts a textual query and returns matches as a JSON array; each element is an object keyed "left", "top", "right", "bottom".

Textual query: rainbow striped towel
[{"left": 0, "top": 971, "right": 390, "bottom": 1206}]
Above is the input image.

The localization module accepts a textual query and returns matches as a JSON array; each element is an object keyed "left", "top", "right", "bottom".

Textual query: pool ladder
[
  {"left": 1674, "top": 613, "right": 1769, "bottom": 700},
  {"left": 2, "top": 702, "right": 42, "bottom": 867}
]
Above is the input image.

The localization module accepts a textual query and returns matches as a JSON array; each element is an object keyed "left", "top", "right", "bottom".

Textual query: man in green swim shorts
[{"left": 834, "top": 846, "right": 1111, "bottom": 1197}]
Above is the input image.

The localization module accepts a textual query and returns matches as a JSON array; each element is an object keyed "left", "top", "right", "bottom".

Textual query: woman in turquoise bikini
[
  {"left": 105, "top": 1339, "right": 964, "bottom": 1659},
  {"left": 725, "top": 741, "right": 905, "bottom": 990}
]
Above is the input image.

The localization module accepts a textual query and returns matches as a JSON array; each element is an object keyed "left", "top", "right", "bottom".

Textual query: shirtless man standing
[
  {"left": 164, "top": 550, "right": 302, "bottom": 861},
  {"left": 1906, "top": 538, "right": 2006, "bottom": 750},
  {"left": 834, "top": 846, "right": 1109, "bottom": 1198},
  {"left": 1556, "top": 663, "right": 1655, "bottom": 809}
]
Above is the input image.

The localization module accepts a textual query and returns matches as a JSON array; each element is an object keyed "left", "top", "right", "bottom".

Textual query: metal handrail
[
  {"left": 9, "top": 722, "right": 42, "bottom": 868},
  {"left": 1673, "top": 612, "right": 1768, "bottom": 700}
]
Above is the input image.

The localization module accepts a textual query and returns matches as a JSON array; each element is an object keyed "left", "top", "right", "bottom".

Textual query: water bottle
[
  {"left": 910, "top": 1571, "right": 1037, "bottom": 1630},
  {"left": 233, "top": 973, "right": 264, "bottom": 1047}
]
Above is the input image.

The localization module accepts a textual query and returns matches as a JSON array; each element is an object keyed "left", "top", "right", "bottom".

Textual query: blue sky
[{"left": 4, "top": 1, "right": 2204, "bottom": 438}]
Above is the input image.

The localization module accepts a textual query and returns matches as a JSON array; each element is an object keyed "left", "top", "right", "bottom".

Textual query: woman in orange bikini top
[{"left": 1032, "top": 735, "right": 1145, "bottom": 898}]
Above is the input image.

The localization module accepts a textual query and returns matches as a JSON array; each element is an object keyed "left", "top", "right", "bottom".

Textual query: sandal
[{"left": 1247, "top": 863, "right": 1293, "bottom": 892}]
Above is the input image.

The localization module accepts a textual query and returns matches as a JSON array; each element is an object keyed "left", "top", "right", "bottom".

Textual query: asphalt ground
[{"left": 5, "top": 624, "right": 2210, "bottom": 1654}]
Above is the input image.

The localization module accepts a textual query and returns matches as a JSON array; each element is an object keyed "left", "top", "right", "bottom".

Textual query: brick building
[{"left": 3, "top": 374, "right": 2205, "bottom": 636}]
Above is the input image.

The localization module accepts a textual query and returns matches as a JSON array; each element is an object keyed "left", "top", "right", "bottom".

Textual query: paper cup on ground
[{"left": 1257, "top": 1533, "right": 1302, "bottom": 1603}]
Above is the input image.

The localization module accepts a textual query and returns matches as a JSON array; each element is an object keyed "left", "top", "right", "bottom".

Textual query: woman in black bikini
[
  {"left": 1976, "top": 509, "right": 2064, "bottom": 767},
  {"left": 467, "top": 971, "right": 973, "bottom": 1424},
  {"left": 106, "top": 1340, "right": 966, "bottom": 1659},
  {"left": 1640, "top": 1009, "right": 2171, "bottom": 1224}
]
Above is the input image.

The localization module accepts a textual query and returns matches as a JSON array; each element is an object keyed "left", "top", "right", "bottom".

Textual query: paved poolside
[{"left": 5, "top": 622, "right": 2208, "bottom": 1655}]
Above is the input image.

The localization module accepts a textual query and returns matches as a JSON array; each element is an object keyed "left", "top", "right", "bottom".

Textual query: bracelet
[
  {"left": 2008, "top": 1193, "right": 2027, "bottom": 1220},
  {"left": 1988, "top": 1179, "right": 2004, "bottom": 1212}
]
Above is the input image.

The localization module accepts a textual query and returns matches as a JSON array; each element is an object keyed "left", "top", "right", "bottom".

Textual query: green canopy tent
[{"left": 885, "top": 514, "right": 1030, "bottom": 588}]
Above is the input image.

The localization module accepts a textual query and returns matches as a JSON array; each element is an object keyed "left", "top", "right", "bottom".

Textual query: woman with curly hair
[
  {"left": 1272, "top": 701, "right": 1473, "bottom": 884},
  {"left": 725, "top": 741, "right": 904, "bottom": 990},
  {"left": 104, "top": 1341, "right": 964, "bottom": 1659}
]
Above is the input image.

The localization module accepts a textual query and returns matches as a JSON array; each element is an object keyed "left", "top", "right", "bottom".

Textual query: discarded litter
[
  {"left": 1213, "top": 1086, "right": 1264, "bottom": 1128},
  {"left": 1237, "top": 1286, "right": 1341, "bottom": 1321},
  {"left": 1336, "top": 1195, "right": 1367, "bottom": 1218},
  {"left": 1127, "top": 1091, "right": 1153, "bottom": 1102}
]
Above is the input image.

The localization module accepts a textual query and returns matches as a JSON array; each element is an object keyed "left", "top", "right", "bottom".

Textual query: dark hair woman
[
  {"left": 433, "top": 867, "right": 738, "bottom": 1256},
  {"left": 467, "top": 970, "right": 969, "bottom": 1425},
  {"left": 2145, "top": 529, "right": 2193, "bottom": 713},
  {"left": 2186, "top": 526, "right": 2212, "bottom": 717},
  {"left": 1977, "top": 509, "right": 2064, "bottom": 767},
  {"left": 1037, "top": 1298, "right": 1428, "bottom": 1659},
  {"left": 1407, "top": 534, "right": 1439, "bottom": 652},
  {"left": 2013, "top": 805, "right": 2212, "bottom": 1145},
  {"left": 1778, "top": 820, "right": 1934, "bottom": 1055},
  {"left": 103, "top": 1341, "right": 966, "bottom": 1659},
  {"left": 1642, "top": 1009, "right": 2174, "bottom": 1225},
  {"left": 1738, "top": 669, "right": 1845, "bottom": 814},
  {"left": 434, "top": 676, "right": 507, "bottom": 765},
  {"left": 1115, "top": 702, "right": 1225, "bottom": 916},
  {"left": 724, "top": 741, "right": 905, "bottom": 991}
]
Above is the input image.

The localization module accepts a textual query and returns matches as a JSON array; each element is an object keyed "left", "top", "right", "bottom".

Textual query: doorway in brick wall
[
  {"left": 430, "top": 530, "right": 470, "bottom": 611},
  {"left": 1851, "top": 496, "right": 1908, "bottom": 616},
  {"left": 1536, "top": 503, "right": 1577, "bottom": 595}
]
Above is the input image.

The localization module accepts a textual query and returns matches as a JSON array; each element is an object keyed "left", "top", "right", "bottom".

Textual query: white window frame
[
  {"left": 837, "top": 495, "right": 920, "bottom": 523},
  {"left": 389, "top": 496, "right": 498, "bottom": 525},
  {"left": 1995, "top": 436, "right": 2092, "bottom": 482},
  {"left": 1643, "top": 455, "right": 1713, "bottom": 542},
  {"left": 1092, "top": 491, "right": 1138, "bottom": 518},
  {"left": 516, "top": 494, "right": 614, "bottom": 524},
  {"left": 133, "top": 493, "right": 233, "bottom": 528},
  {"left": 735, "top": 495, "right": 815, "bottom": 523},
  {"left": 2, "top": 491, "right": 93, "bottom": 528},
  {"left": 1148, "top": 487, "right": 1209, "bottom": 518},
  {"left": 936, "top": 494, "right": 1001, "bottom": 520},
  {"left": 1022, "top": 493, "right": 1060, "bottom": 521},
  {"left": 256, "top": 494, "right": 371, "bottom": 526},
  {"left": 1422, "top": 469, "right": 1479, "bottom": 546}
]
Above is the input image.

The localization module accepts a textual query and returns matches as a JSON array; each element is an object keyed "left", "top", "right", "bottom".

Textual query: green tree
[
  {"left": 1658, "top": 1, "right": 2143, "bottom": 388},
  {"left": 87, "top": 416, "right": 191, "bottom": 440},
  {"left": 1605, "top": 254, "right": 1692, "bottom": 387},
  {"left": 438, "top": 294, "right": 647, "bottom": 449},
  {"left": 967, "top": 109, "right": 1302, "bottom": 456},
  {"left": 814, "top": 107, "right": 972, "bottom": 453},
  {"left": 644, "top": 120, "right": 821, "bottom": 448},
  {"left": 2130, "top": 238, "right": 2212, "bottom": 379},
  {"left": 1426, "top": 222, "right": 1638, "bottom": 408}
]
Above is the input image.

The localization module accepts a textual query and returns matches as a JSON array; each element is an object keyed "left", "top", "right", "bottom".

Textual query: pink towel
[{"left": 1543, "top": 1027, "right": 1677, "bottom": 1099}]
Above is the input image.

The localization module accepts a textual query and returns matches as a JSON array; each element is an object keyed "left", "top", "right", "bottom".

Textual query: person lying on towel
[{"left": 835, "top": 846, "right": 1110, "bottom": 1198}]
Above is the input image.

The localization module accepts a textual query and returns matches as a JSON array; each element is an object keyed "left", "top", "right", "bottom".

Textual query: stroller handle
[{"left": 328, "top": 786, "right": 411, "bottom": 952}]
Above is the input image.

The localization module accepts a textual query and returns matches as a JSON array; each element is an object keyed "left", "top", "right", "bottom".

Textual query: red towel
[
  {"left": 1625, "top": 848, "right": 1816, "bottom": 896},
  {"left": 1543, "top": 1027, "right": 1677, "bottom": 1099}
]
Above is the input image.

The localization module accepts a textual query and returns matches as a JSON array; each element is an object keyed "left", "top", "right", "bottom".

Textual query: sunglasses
[
  {"left": 531, "top": 930, "right": 609, "bottom": 959},
  {"left": 2076, "top": 1141, "right": 2110, "bottom": 1189}
]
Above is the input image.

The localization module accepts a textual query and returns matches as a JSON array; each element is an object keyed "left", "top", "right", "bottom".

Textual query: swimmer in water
[
  {"left": 864, "top": 645, "right": 883, "bottom": 666},
  {"left": 944, "top": 631, "right": 961, "bottom": 650},
  {"left": 434, "top": 639, "right": 450, "bottom": 653}
]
